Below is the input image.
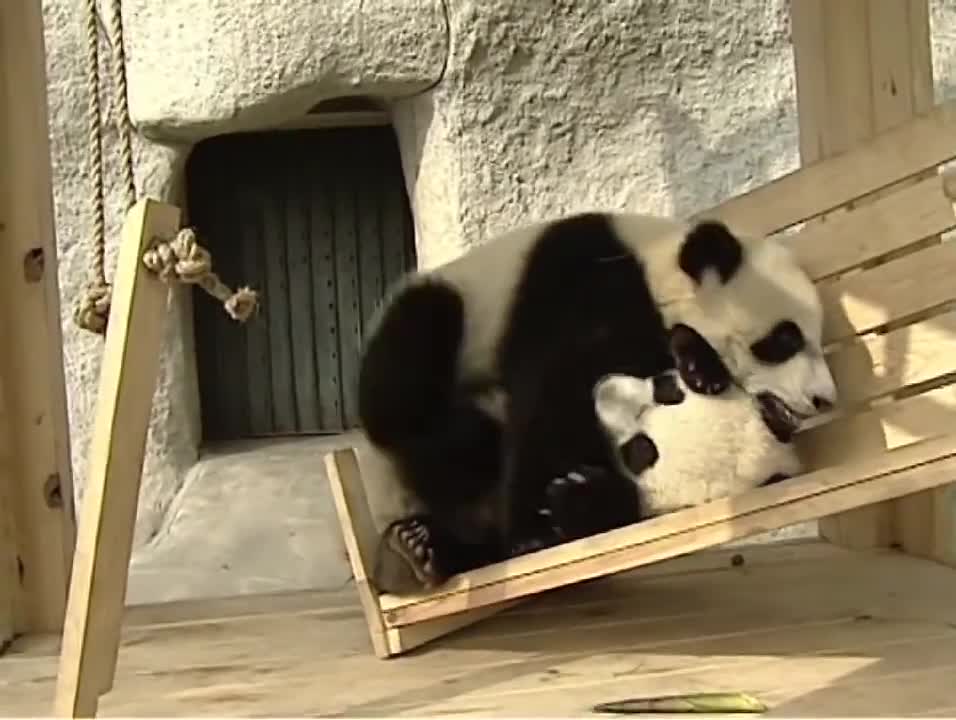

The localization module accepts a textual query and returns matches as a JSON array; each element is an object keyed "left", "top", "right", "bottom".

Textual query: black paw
[
  {"left": 373, "top": 516, "right": 445, "bottom": 594},
  {"left": 670, "top": 323, "right": 733, "bottom": 396},
  {"left": 544, "top": 466, "right": 638, "bottom": 541},
  {"left": 652, "top": 371, "right": 685, "bottom": 405}
]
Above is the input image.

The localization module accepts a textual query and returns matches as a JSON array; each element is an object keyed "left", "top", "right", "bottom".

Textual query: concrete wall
[{"left": 41, "top": 0, "right": 956, "bottom": 602}]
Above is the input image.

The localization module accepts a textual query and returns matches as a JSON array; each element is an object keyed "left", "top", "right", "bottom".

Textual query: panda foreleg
[
  {"left": 543, "top": 464, "right": 642, "bottom": 542},
  {"left": 669, "top": 322, "right": 734, "bottom": 396}
]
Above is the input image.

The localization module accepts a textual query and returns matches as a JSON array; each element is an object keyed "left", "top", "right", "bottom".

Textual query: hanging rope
[{"left": 74, "top": 0, "right": 259, "bottom": 335}]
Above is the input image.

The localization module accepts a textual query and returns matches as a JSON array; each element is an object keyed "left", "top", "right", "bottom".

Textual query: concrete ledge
[{"left": 122, "top": 0, "right": 449, "bottom": 138}]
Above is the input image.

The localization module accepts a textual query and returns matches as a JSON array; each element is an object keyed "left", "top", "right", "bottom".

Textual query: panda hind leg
[{"left": 373, "top": 515, "right": 503, "bottom": 594}]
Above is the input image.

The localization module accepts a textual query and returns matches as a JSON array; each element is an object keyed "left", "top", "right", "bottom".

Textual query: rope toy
[
  {"left": 73, "top": 0, "right": 259, "bottom": 335},
  {"left": 142, "top": 229, "right": 259, "bottom": 322}
]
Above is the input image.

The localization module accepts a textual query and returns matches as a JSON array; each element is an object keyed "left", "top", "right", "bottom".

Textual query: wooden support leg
[
  {"left": 325, "top": 447, "right": 519, "bottom": 658},
  {"left": 53, "top": 200, "right": 179, "bottom": 717},
  {"left": 790, "top": 0, "right": 954, "bottom": 563}
]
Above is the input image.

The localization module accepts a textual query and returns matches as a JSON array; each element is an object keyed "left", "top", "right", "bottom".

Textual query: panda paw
[
  {"left": 676, "top": 352, "right": 732, "bottom": 396},
  {"left": 374, "top": 516, "right": 445, "bottom": 594},
  {"left": 544, "top": 466, "right": 635, "bottom": 542},
  {"left": 651, "top": 370, "right": 685, "bottom": 405}
]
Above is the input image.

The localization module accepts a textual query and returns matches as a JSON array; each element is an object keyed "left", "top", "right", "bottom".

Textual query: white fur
[{"left": 594, "top": 372, "right": 802, "bottom": 517}]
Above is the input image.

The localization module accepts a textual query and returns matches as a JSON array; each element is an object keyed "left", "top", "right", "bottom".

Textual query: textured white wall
[{"left": 40, "top": 0, "right": 956, "bottom": 600}]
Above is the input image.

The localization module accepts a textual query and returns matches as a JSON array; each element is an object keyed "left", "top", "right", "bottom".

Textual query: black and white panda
[
  {"left": 359, "top": 212, "right": 836, "bottom": 593},
  {"left": 589, "top": 323, "right": 804, "bottom": 519}
]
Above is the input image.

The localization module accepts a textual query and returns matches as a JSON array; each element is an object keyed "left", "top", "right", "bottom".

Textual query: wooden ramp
[{"left": 327, "top": 98, "right": 956, "bottom": 657}]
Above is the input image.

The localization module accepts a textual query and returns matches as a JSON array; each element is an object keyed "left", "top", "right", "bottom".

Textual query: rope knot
[
  {"left": 143, "top": 227, "right": 260, "bottom": 324},
  {"left": 74, "top": 282, "right": 112, "bottom": 335}
]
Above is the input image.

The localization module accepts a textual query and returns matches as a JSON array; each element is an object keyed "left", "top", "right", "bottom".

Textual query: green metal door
[{"left": 187, "top": 126, "right": 417, "bottom": 442}]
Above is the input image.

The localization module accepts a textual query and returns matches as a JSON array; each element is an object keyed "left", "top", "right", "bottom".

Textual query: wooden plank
[
  {"left": 377, "top": 431, "right": 956, "bottom": 626},
  {"left": 332, "top": 149, "right": 363, "bottom": 429},
  {"left": 787, "top": 0, "right": 945, "bottom": 554},
  {"left": 309, "top": 163, "right": 343, "bottom": 430},
  {"left": 788, "top": 173, "right": 955, "bottom": 281},
  {"left": 820, "top": 240, "right": 956, "bottom": 344},
  {"left": 262, "top": 147, "right": 296, "bottom": 434},
  {"left": 696, "top": 97, "right": 956, "bottom": 237},
  {"left": 284, "top": 143, "right": 321, "bottom": 432},
  {"left": 0, "top": 365, "right": 15, "bottom": 647},
  {"left": 237, "top": 166, "right": 273, "bottom": 437},
  {"left": 798, "top": 383, "right": 956, "bottom": 470},
  {"left": 0, "top": 0, "right": 76, "bottom": 634},
  {"left": 324, "top": 448, "right": 517, "bottom": 657},
  {"left": 825, "top": 312, "right": 956, "bottom": 406},
  {"left": 53, "top": 199, "right": 178, "bottom": 718}
]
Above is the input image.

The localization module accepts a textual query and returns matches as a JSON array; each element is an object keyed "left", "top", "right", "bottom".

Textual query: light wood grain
[
  {"left": 0, "top": 0, "right": 76, "bottom": 635},
  {"left": 53, "top": 200, "right": 179, "bottom": 718},
  {"left": 377, "top": 432, "right": 956, "bottom": 626},
  {"left": 819, "top": 240, "right": 956, "bottom": 344},
  {"left": 787, "top": 0, "right": 945, "bottom": 553},
  {"left": 8, "top": 540, "right": 956, "bottom": 717},
  {"left": 325, "top": 447, "right": 518, "bottom": 657},
  {"left": 787, "top": 173, "right": 955, "bottom": 281},
  {"left": 825, "top": 311, "right": 956, "bottom": 407},
  {"left": 695, "top": 97, "right": 956, "bottom": 238}
]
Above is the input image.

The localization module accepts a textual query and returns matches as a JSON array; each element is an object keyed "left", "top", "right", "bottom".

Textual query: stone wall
[{"left": 41, "top": 0, "right": 956, "bottom": 601}]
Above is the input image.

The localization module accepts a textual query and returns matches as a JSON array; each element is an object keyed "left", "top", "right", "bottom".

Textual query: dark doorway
[{"left": 186, "top": 126, "right": 417, "bottom": 442}]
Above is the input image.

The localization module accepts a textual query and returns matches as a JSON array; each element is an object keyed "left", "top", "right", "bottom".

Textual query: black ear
[{"left": 678, "top": 220, "right": 743, "bottom": 285}]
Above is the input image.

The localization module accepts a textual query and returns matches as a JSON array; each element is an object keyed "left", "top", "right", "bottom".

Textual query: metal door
[{"left": 187, "top": 126, "right": 417, "bottom": 441}]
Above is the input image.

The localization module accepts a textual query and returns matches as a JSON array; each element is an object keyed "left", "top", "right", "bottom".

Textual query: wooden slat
[
  {"left": 826, "top": 312, "right": 956, "bottom": 406},
  {"left": 798, "top": 383, "right": 956, "bottom": 469},
  {"left": 0, "top": 364, "right": 15, "bottom": 647},
  {"left": 285, "top": 154, "right": 321, "bottom": 431},
  {"left": 238, "top": 169, "right": 273, "bottom": 437},
  {"left": 263, "top": 149, "right": 296, "bottom": 434},
  {"left": 332, "top": 150, "right": 363, "bottom": 428},
  {"left": 0, "top": 0, "right": 75, "bottom": 635},
  {"left": 377, "top": 431, "right": 956, "bottom": 626},
  {"left": 53, "top": 199, "right": 178, "bottom": 718},
  {"left": 788, "top": 173, "right": 955, "bottom": 280},
  {"left": 309, "top": 164, "right": 343, "bottom": 430},
  {"left": 820, "top": 240, "right": 956, "bottom": 343},
  {"left": 695, "top": 98, "right": 956, "bottom": 237}
]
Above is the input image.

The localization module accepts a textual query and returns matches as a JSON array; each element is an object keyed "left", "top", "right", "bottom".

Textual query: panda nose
[{"left": 812, "top": 395, "right": 833, "bottom": 412}]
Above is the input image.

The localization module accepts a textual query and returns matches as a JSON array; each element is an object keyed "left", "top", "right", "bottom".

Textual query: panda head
[{"left": 676, "top": 220, "right": 837, "bottom": 423}]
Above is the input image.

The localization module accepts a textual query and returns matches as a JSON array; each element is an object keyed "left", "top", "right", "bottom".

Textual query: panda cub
[{"left": 585, "top": 322, "right": 802, "bottom": 521}]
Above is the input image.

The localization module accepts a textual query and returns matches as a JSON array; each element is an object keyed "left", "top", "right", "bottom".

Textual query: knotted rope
[
  {"left": 74, "top": 0, "right": 258, "bottom": 335},
  {"left": 142, "top": 229, "right": 258, "bottom": 322}
]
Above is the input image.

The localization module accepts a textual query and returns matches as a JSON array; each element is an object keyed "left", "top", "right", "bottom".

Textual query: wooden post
[
  {"left": 53, "top": 199, "right": 179, "bottom": 718},
  {"left": 0, "top": 0, "right": 77, "bottom": 634},
  {"left": 790, "top": 0, "right": 953, "bottom": 561}
]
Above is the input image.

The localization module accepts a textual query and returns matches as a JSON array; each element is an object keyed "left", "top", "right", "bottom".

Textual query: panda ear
[
  {"left": 678, "top": 220, "right": 743, "bottom": 286},
  {"left": 594, "top": 374, "right": 652, "bottom": 440}
]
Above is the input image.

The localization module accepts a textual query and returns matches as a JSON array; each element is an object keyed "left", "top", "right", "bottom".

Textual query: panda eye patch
[{"left": 750, "top": 320, "right": 805, "bottom": 364}]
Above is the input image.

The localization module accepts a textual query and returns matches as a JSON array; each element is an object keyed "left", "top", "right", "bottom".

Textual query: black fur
[
  {"left": 619, "top": 433, "right": 660, "bottom": 475},
  {"left": 670, "top": 323, "right": 734, "bottom": 395},
  {"left": 678, "top": 220, "right": 743, "bottom": 285},
  {"left": 750, "top": 320, "right": 806, "bottom": 365},
  {"left": 543, "top": 465, "right": 642, "bottom": 543},
  {"left": 652, "top": 372, "right": 685, "bottom": 405},
  {"left": 359, "top": 212, "right": 741, "bottom": 590}
]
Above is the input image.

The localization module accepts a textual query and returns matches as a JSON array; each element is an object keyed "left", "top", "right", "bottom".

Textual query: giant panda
[
  {"left": 358, "top": 212, "right": 837, "bottom": 593},
  {"left": 545, "top": 322, "right": 805, "bottom": 538}
]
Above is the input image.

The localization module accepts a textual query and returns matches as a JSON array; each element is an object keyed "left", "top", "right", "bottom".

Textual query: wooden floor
[{"left": 3, "top": 540, "right": 956, "bottom": 717}]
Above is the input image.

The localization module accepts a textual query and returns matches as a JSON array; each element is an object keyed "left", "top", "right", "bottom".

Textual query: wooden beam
[
  {"left": 789, "top": 0, "right": 952, "bottom": 561},
  {"left": 53, "top": 200, "right": 179, "bottom": 718},
  {"left": 0, "top": 0, "right": 77, "bottom": 634}
]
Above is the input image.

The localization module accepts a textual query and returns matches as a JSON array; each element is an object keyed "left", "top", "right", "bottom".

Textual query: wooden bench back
[{"left": 698, "top": 100, "right": 956, "bottom": 473}]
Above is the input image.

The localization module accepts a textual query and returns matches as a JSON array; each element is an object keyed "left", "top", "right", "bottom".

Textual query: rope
[
  {"left": 74, "top": 0, "right": 110, "bottom": 334},
  {"left": 73, "top": 0, "right": 260, "bottom": 335},
  {"left": 142, "top": 229, "right": 259, "bottom": 322}
]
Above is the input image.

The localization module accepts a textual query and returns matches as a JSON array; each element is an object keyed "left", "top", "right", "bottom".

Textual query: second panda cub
[
  {"left": 546, "top": 323, "right": 803, "bottom": 539},
  {"left": 595, "top": 322, "right": 803, "bottom": 518}
]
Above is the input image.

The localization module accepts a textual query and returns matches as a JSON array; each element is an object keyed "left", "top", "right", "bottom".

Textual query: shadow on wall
[{"left": 652, "top": 78, "right": 956, "bottom": 220}]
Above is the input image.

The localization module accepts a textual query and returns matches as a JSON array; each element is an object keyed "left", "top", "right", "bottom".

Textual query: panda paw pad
[{"left": 380, "top": 517, "right": 442, "bottom": 589}]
